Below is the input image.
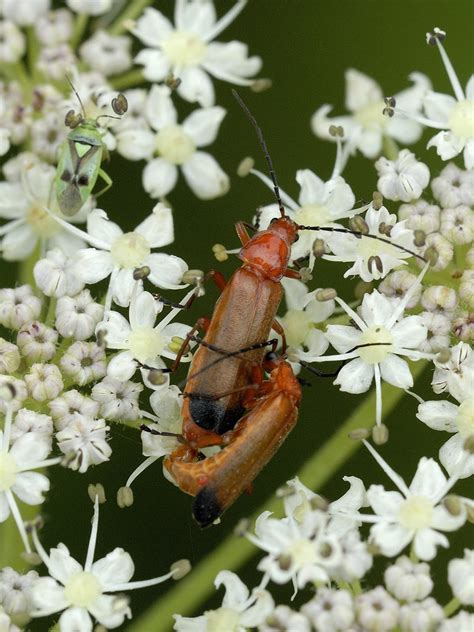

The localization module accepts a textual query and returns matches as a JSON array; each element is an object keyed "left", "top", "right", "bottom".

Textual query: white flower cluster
[
  {"left": 177, "top": 476, "right": 473, "bottom": 631},
  {"left": 0, "top": 4, "right": 472, "bottom": 631}
]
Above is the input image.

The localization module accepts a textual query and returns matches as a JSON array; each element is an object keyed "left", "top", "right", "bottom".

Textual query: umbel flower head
[{"left": 31, "top": 496, "right": 190, "bottom": 630}]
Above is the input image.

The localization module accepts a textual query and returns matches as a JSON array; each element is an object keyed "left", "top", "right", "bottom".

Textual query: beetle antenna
[
  {"left": 232, "top": 89, "right": 286, "bottom": 218},
  {"left": 65, "top": 74, "right": 86, "bottom": 119}
]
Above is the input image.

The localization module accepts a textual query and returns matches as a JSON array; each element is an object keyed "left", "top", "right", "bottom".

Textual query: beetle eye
[
  {"left": 265, "top": 351, "right": 278, "bottom": 362},
  {"left": 269, "top": 217, "right": 278, "bottom": 225},
  {"left": 78, "top": 174, "right": 89, "bottom": 186}
]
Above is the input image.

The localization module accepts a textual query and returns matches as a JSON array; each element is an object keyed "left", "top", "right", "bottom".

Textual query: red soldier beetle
[
  {"left": 163, "top": 352, "right": 302, "bottom": 528},
  {"left": 151, "top": 92, "right": 425, "bottom": 452}
]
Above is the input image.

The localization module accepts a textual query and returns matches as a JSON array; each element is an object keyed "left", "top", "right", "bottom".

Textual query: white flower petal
[
  {"left": 107, "top": 351, "right": 137, "bottom": 381},
  {"left": 148, "top": 253, "right": 187, "bottom": 289},
  {"left": 427, "top": 130, "right": 465, "bottom": 161},
  {"left": 413, "top": 528, "right": 448, "bottom": 561},
  {"left": 345, "top": 68, "right": 383, "bottom": 112},
  {"left": 59, "top": 607, "right": 93, "bottom": 632},
  {"left": 89, "top": 593, "right": 131, "bottom": 628},
  {"left": 132, "top": 7, "right": 173, "bottom": 46},
  {"left": 177, "top": 66, "right": 215, "bottom": 107},
  {"left": 1, "top": 224, "right": 37, "bottom": 261},
  {"left": 74, "top": 249, "right": 114, "bottom": 284},
  {"left": 379, "top": 355, "right": 413, "bottom": 389},
  {"left": 48, "top": 544, "right": 83, "bottom": 584},
  {"left": 87, "top": 209, "right": 122, "bottom": 244},
  {"left": 102, "top": 311, "right": 131, "bottom": 348},
  {"left": 408, "top": 458, "right": 447, "bottom": 499},
  {"left": 391, "top": 316, "right": 427, "bottom": 349},
  {"left": 10, "top": 432, "right": 50, "bottom": 466},
  {"left": 296, "top": 169, "right": 325, "bottom": 205},
  {"left": 143, "top": 158, "right": 178, "bottom": 198},
  {"left": 145, "top": 84, "right": 177, "bottom": 130},
  {"left": 12, "top": 471, "right": 49, "bottom": 504},
  {"left": 416, "top": 400, "right": 458, "bottom": 432},
  {"left": 130, "top": 291, "right": 157, "bottom": 329},
  {"left": 181, "top": 151, "right": 229, "bottom": 199},
  {"left": 334, "top": 358, "right": 374, "bottom": 393},
  {"left": 134, "top": 48, "right": 170, "bottom": 82},
  {"left": 117, "top": 128, "right": 155, "bottom": 161},
  {"left": 215, "top": 570, "right": 249, "bottom": 608},
  {"left": 111, "top": 269, "right": 137, "bottom": 308},
  {"left": 32, "top": 577, "right": 69, "bottom": 614},
  {"left": 92, "top": 548, "right": 134, "bottom": 587},
  {"left": 367, "top": 486, "right": 404, "bottom": 516},
  {"left": 370, "top": 521, "right": 412, "bottom": 557},
  {"left": 423, "top": 91, "right": 457, "bottom": 125},
  {"left": 440, "top": 434, "right": 474, "bottom": 479},
  {"left": 325, "top": 325, "right": 361, "bottom": 353},
  {"left": 182, "top": 106, "right": 226, "bottom": 147},
  {"left": 135, "top": 203, "right": 174, "bottom": 248}
]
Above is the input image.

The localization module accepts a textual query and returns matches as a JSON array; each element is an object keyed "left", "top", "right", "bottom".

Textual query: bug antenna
[
  {"left": 232, "top": 89, "right": 286, "bottom": 218},
  {"left": 65, "top": 74, "right": 86, "bottom": 118}
]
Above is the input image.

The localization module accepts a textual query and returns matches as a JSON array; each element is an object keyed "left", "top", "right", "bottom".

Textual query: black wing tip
[{"left": 192, "top": 487, "right": 222, "bottom": 528}]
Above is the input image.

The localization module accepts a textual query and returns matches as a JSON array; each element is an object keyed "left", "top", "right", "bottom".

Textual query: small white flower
[
  {"left": 31, "top": 496, "right": 185, "bottom": 629},
  {"left": 0, "top": 401, "right": 60, "bottom": 553},
  {"left": 422, "top": 29, "right": 474, "bottom": 168},
  {"left": 432, "top": 342, "right": 473, "bottom": 402},
  {"left": 431, "top": 163, "right": 474, "bottom": 208},
  {"left": 418, "top": 312, "right": 451, "bottom": 353},
  {"left": 417, "top": 399, "right": 474, "bottom": 479},
  {"left": 311, "top": 70, "right": 430, "bottom": 158},
  {"left": 60, "top": 341, "right": 107, "bottom": 386},
  {"left": 398, "top": 598, "right": 444, "bottom": 632},
  {"left": 118, "top": 85, "right": 230, "bottom": 200},
  {"left": 259, "top": 605, "right": 310, "bottom": 632},
  {"left": 438, "top": 610, "right": 474, "bottom": 632},
  {"left": 56, "top": 414, "right": 111, "bottom": 473},
  {"left": 375, "top": 150, "right": 430, "bottom": 202},
  {"left": 66, "top": 0, "right": 112, "bottom": 15},
  {"left": 103, "top": 289, "right": 192, "bottom": 386},
  {"left": 174, "top": 571, "right": 273, "bottom": 631},
  {"left": 55, "top": 290, "right": 104, "bottom": 340},
  {"left": 355, "top": 586, "right": 399, "bottom": 632},
  {"left": 384, "top": 556, "right": 433, "bottom": 602},
  {"left": 448, "top": 549, "right": 474, "bottom": 605},
  {"left": 132, "top": 1, "right": 262, "bottom": 107},
  {"left": 34, "top": 249, "right": 84, "bottom": 298},
  {"left": 279, "top": 279, "right": 332, "bottom": 363},
  {"left": 333, "top": 529, "right": 373, "bottom": 582},
  {"left": 0, "top": 20, "right": 25, "bottom": 63},
  {"left": 0, "top": 286, "right": 42, "bottom": 330},
  {"left": 440, "top": 204, "right": 474, "bottom": 244},
  {"left": 308, "top": 279, "right": 429, "bottom": 425},
  {"left": 9, "top": 409, "right": 53, "bottom": 442},
  {"left": 324, "top": 205, "right": 417, "bottom": 282},
  {"left": 25, "top": 363, "right": 64, "bottom": 401},
  {"left": 67, "top": 204, "right": 186, "bottom": 310},
  {"left": 398, "top": 199, "right": 440, "bottom": 234},
  {"left": 0, "top": 567, "right": 38, "bottom": 619},
  {"left": 360, "top": 443, "right": 466, "bottom": 561},
  {"left": 17, "top": 321, "right": 58, "bottom": 364},
  {"left": 0, "top": 376, "right": 27, "bottom": 413},
  {"left": 0, "top": 338, "right": 20, "bottom": 374},
  {"left": 248, "top": 510, "right": 343, "bottom": 592},
  {"left": 35, "top": 8, "right": 73, "bottom": 46},
  {"left": 0, "top": 607, "right": 20, "bottom": 632},
  {"left": 302, "top": 588, "right": 354, "bottom": 632},
  {"left": 91, "top": 377, "right": 143, "bottom": 422},
  {"left": 80, "top": 30, "right": 132, "bottom": 76},
  {"left": 37, "top": 44, "right": 77, "bottom": 81},
  {"left": 421, "top": 285, "right": 458, "bottom": 313},
  {"left": 49, "top": 389, "right": 100, "bottom": 431},
  {"left": 423, "top": 232, "right": 454, "bottom": 271},
  {"left": 0, "top": 161, "right": 89, "bottom": 261},
  {"left": 379, "top": 270, "right": 422, "bottom": 308},
  {"left": 1, "top": 0, "right": 50, "bottom": 25}
]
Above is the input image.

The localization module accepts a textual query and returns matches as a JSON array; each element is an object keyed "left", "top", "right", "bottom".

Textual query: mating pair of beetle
[{"left": 55, "top": 85, "right": 424, "bottom": 527}]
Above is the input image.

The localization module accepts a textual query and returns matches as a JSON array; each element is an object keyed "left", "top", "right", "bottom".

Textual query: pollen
[
  {"left": 110, "top": 232, "right": 151, "bottom": 268},
  {"left": 128, "top": 327, "right": 165, "bottom": 363},
  {"left": 64, "top": 571, "right": 102, "bottom": 608},
  {"left": 295, "top": 204, "right": 331, "bottom": 227},
  {"left": 358, "top": 326, "right": 393, "bottom": 363},
  {"left": 161, "top": 30, "right": 206, "bottom": 67},
  {"left": 398, "top": 496, "right": 434, "bottom": 530},
  {"left": 448, "top": 99, "right": 474, "bottom": 140},
  {"left": 26, "top": 204, "right": 59, "bottom": 237},
  {"left": 155, "top": 125, "right": 195, "bottom": 165}
]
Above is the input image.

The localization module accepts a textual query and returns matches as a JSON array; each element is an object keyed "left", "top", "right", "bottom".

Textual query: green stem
[
  {"left": 18, "top": 245, "right": 41, "bottom": 287},
  {"left": 110, "top": 68, "right": 145, "bottom": 91},
  {"left": 382, "top": 135, "right": 400, "bottom": 161},
  {"left": 1, "top": 61, "right": 30, "bottom": 90},
  {"left": 70, "top": 13, "right": 89, "bottom": 50},
  {"left": 444, "top": 596, "right": 461, "bottom": 617},
  {"left": 108, "top": 0, "right": 154, "bottom": 36},
  {"left": 26, "top": 27, "right": 40, "bottom": 82},
  {"left": 126, "top": 361, "right": 427, "bottom": 632}
]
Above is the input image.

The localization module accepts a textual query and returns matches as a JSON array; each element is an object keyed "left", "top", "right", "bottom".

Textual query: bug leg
[{"left": 94, "top": 168, "right": 112, "bottom": 197}]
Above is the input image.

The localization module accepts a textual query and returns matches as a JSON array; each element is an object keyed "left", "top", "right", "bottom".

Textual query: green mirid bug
[{"left": 55, "top": 85, "right": 128, "bottom": 217}]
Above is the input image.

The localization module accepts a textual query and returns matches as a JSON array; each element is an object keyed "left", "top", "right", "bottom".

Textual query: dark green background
[{"left": 1, "top": 1, "right": 472, "bottom": 630}]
